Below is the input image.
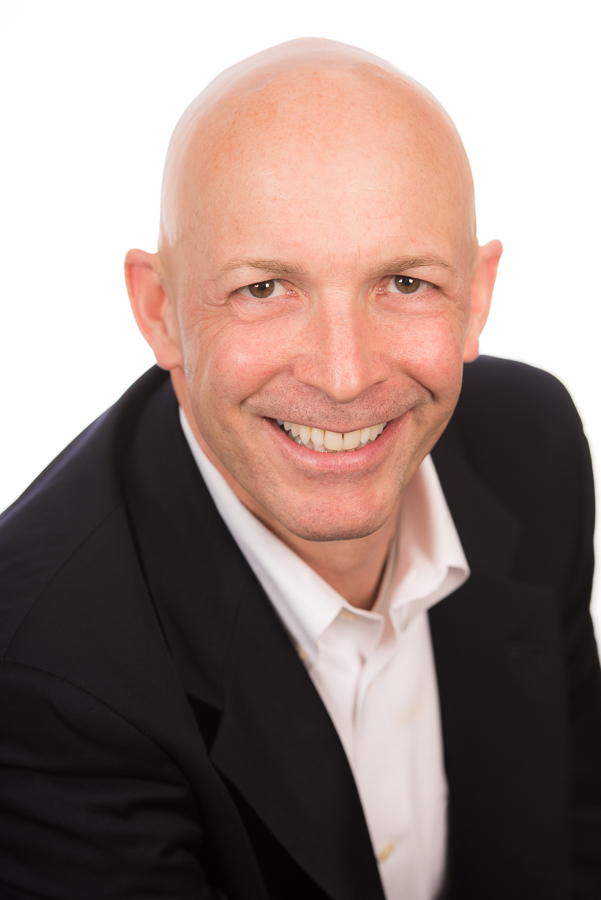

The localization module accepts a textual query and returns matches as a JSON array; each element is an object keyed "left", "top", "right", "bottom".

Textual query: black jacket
[{"left": 1, "top": 357, "right": 600, "bottom": 899}]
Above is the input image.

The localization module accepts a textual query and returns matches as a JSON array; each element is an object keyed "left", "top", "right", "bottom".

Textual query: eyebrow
[
  {"left": 216, "top": 258, "right": 311, "bottom": 278},
  {"left": 371, "top": 256, "right": 456, "bottom": 277}
]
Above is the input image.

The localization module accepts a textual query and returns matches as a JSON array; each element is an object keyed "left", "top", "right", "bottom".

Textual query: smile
[{"left": 277, "top": 420, "right": 387, "bottom": 452}]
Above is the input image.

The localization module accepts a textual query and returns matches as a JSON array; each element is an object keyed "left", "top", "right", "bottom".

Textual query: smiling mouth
[{"left": 276, "top": 419, "right": 387, "bottom": 452}]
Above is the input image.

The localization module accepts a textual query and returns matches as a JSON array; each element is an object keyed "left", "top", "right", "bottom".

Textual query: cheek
[
  {"left": 385, "top": 315, "right": 465, "bottom": 401},
  {"left": 182, "top": 317, "right": 295, "bottom": 411}
]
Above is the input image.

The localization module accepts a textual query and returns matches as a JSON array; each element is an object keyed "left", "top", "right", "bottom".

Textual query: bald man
[{"left": 0, "top": 39, "right": 600, "bottom": 900}]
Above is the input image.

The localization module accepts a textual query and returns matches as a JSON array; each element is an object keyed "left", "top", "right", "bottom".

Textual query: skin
[{"left": 125, "top": 38, "right": 502, "bottom": 609}]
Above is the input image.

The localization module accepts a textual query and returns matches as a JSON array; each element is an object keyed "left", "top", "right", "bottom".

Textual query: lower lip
[{"left": 263, "top": 415, "right": 406, "bottom": 473}]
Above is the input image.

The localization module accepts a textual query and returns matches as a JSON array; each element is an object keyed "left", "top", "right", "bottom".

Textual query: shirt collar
[{"left": 179, "top": 408, "right": 469, "bottom": 663}]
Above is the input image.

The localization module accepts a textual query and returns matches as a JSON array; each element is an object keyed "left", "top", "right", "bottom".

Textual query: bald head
[{"left": 159, "top": 38, "right": 476, "bottom": 263}]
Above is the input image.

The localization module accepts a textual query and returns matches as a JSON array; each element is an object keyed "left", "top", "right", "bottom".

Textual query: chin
[
  {"left": 295, "top": 524, "right": 386, "bottom": 543},
  {"left": 272, "top": 501, "right": 395, "bottom": 544}
]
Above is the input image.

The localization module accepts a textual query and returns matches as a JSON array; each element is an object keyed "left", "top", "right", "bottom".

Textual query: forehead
[{"left": 170, "top": 65, "right": 473, "bottom": 270}]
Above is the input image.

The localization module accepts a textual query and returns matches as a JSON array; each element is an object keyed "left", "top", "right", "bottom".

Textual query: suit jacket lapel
[
  {"left": 430, "top": 420, "right": 572, "bottom": 898},
  {"left": 211, "top": 568, "right": 384, "bottom": 900},
  {"left": 124, "top": 376, "right": 384, "bottom": 900}
]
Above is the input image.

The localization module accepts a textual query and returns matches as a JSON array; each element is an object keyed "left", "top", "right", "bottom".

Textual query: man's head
[{"left": 125, "top": 38, "right": 501, "bottom": 545}]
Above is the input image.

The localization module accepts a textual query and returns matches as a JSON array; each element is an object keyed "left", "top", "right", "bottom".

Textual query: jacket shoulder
[
  {"left": 445, "top": 355, "right": 594, "bottom": 593},
  {"left": 458, "top": 355, "right": 583, "bottom": 441},
  {"left": 0, "top": 367, "right": 170, "bottom": 655},
  {"left": 453, "top": 355, "right": 587, "bottom": 480}
]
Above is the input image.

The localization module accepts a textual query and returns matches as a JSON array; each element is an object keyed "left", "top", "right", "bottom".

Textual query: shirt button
[
  {"left": 377, "top": 841, "right": 395, "bottom": 862},
  {"left": 339, "top": 609, "right": 360, "bottom": 622},
  {"left": 295, "top": 644, "right": 309, "bottom": 663}
]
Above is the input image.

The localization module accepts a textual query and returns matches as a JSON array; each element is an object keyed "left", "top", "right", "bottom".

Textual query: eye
[
  {"left": 240, "top": 280, "right": 289, "bottom": 299},
  {"left": 392, "top": 275, "right": 423, "bottom": 294},
  {"left": 247, "top": 280, "right": 276, "bottom": 298}
]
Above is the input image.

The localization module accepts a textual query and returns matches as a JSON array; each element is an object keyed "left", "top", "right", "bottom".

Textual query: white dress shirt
[{"left": 180, "top": 409, "right": 469, "bottom": 900}]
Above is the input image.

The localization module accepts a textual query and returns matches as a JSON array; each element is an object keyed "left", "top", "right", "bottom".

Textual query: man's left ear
[{"left": 463, "top": 239, "right": 503, "bottom": 362}]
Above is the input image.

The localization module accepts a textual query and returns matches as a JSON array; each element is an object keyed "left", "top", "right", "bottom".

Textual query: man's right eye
[
  {"left": 236, "top": 279, "right": 293, "bottom": 302},
  {"left": 245, "top": 280, "right": 276, "bottom": 298}
]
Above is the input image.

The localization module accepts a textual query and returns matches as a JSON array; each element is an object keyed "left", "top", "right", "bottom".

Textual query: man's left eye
[{"left": 389, "top": 275, "right": 428, "bottom": 295}]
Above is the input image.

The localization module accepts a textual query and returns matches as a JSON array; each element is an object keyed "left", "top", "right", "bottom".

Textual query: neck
[
  {"left": 219, "top": 459, "right": 399, "bottom": 609},
  {"left": 271, "top": 511, "right": 400, "bottom": 610},
  {"left": 235, "top": 487, "right": 399, "bottom": 610},
  {"left": 226, "top": 469, "right": 399, "bottom": 609}
]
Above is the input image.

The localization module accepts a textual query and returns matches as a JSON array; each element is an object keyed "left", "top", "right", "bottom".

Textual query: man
[{"left": 0, "top": 37, "right": 599, "bottom": 900}]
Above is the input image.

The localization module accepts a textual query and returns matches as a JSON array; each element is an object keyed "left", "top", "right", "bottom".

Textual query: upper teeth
[{"left": 278, "top": 420, "right": 386, "bottom": 452}]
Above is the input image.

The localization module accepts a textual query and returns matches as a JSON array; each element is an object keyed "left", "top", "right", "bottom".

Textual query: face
[{"left": 139, "top": 70, "right": 494, "bottom": 545}]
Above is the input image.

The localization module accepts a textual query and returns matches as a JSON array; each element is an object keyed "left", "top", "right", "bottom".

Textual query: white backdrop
[{"left": 1, "top": 0, "right": 600, "bottom": 634}]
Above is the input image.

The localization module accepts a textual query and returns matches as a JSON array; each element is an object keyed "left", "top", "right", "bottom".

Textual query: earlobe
[
  {"left": 463, "top": 239, "right": 503, "bottom": 363},
  {"left": 124, "top": 249, "right": 183, "bottom": 371}
]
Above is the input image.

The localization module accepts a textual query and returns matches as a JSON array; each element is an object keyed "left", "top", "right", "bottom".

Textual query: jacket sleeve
[
  {"left": 0, "top": 661, "right": 225, "bottom": 900},
  {"left": 563, "top": 425, "right": 601, "bottom": 899}
]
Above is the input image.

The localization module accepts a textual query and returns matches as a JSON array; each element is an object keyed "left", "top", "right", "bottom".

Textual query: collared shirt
[{"left": 180, "top": 408, "right": 469, "bottom": 900}]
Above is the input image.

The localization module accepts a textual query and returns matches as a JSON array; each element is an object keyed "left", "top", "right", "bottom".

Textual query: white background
[{"left": 1, "top": 1, "right": 600, "bottom": 634}]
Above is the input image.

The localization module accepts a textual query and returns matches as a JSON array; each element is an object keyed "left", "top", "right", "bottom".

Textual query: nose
[{"left": 293, "top": 294, "right": 390, "bottom": 404}]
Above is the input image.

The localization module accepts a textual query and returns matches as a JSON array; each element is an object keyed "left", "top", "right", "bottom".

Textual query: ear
[
  {"left": 124, "top": 249, "right": 183, "bottom": 370},
  {"left": 463, "top": 239, "right": 503, "bottom": 362}
]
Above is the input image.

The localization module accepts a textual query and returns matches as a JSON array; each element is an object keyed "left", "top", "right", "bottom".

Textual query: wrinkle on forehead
[{"left": 159, "top": 38, "right": 476, "bottom": 264}]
